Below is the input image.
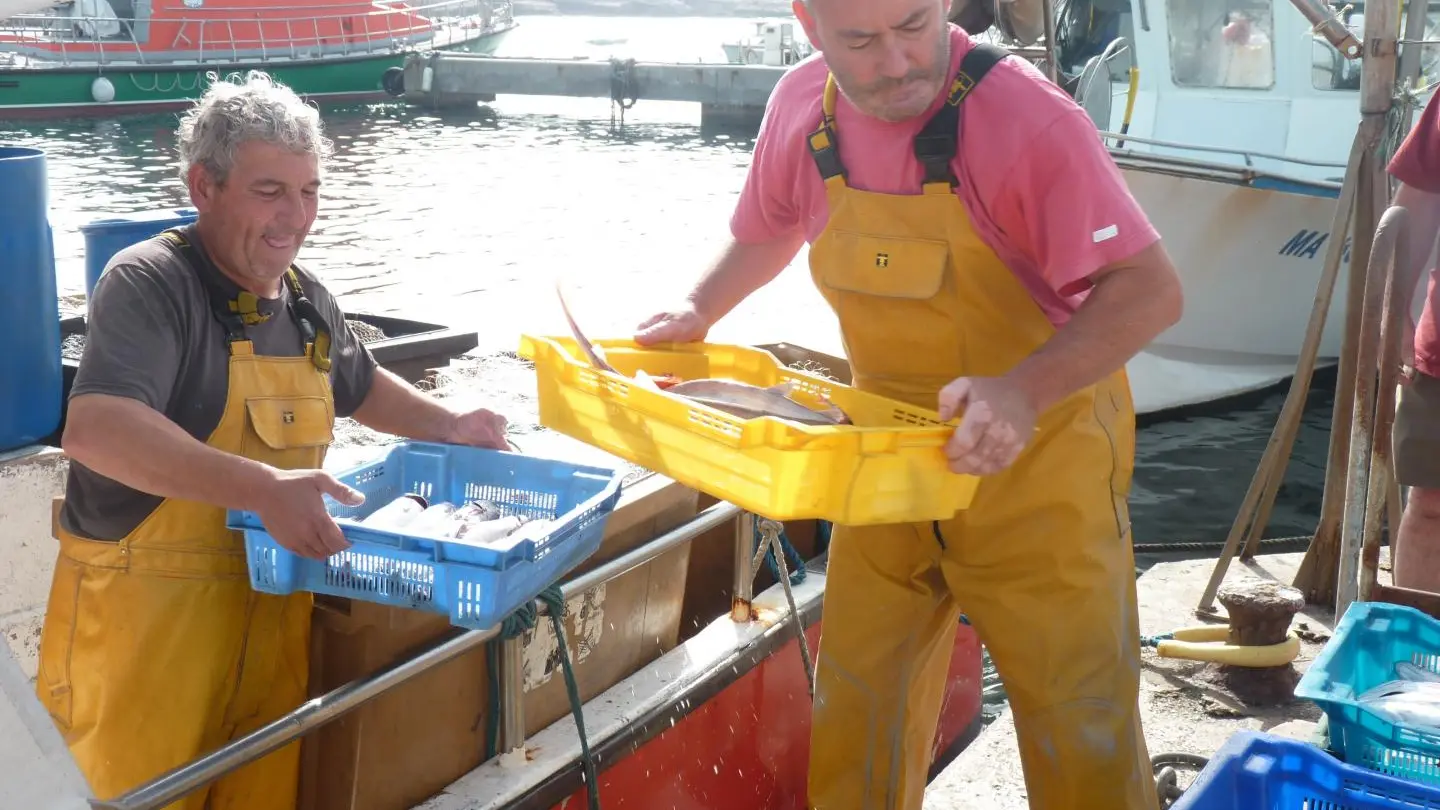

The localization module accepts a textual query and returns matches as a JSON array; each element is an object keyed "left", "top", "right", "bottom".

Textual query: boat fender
[
  {"left": 91, "top": 76, "right": 115, "bottom": 104},
  {"left": 382, "top": 66, "right": 405, "bottom": 97}
]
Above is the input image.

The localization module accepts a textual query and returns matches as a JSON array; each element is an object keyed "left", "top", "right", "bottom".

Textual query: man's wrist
[
  {"left": 231, "top": 458, "right": 281, "bottom": 512},
  {"left": 435, "top": 404, "right": 463, "bottom": 444},
  {"left": 684, "top": 290, "right": 718, "bottom": 327},
  {"left": 1002, "top": 361, "right": 1057, "bottom": 416}
]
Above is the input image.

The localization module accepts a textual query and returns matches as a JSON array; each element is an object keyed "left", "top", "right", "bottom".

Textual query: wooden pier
[{"left": 397, "top": 51, "right": 786, "bottom": 127}]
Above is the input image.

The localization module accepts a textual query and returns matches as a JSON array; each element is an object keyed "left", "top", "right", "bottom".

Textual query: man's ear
[
  {"left": 793, "top": 0, "right": 821, "bottom": 50},
  {"left": 186, "top": 162, "right": 216, "bottom": 214}
]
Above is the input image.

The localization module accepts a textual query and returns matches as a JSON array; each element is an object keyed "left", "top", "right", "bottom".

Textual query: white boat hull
[{"left": 1116, "top": 164, "right": 1349, "bottom": 413}]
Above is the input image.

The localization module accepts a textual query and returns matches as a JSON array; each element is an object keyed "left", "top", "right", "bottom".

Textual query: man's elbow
[
  {"left": 1124, "top": 240, "right": 1184, "bottom": 333},
  {"left": 61, "top": 397, "right": 105, "bottom": 465},
  {"left": 61, "top": 395, "right": 134, "bottom": 470},
  {"left": 1152, "top": 256, "right": 1184, "bottom": 332}
]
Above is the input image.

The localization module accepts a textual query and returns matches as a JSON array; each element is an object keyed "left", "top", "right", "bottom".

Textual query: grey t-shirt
[{"left": 61, "top": 223, "right": 378, "bottom": 542}]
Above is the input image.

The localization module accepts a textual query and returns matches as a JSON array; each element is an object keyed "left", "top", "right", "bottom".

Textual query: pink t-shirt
[
  {"left": 1387, "top": 89, "right": 1440, "bottom": 379},
  {"left": 731, "top": 25, "right": 1161, "bottom": 326}
]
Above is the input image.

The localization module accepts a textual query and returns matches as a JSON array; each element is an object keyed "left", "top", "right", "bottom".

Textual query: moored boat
[
  {"left": 1047, "top": 0, "right": 1436, "bottom": 412},
  {"left": 0, "top": 0, "right": 518, "bottom": 119},
  {"left": 720, "top": 19, "right": 811, "bottom": 67}
]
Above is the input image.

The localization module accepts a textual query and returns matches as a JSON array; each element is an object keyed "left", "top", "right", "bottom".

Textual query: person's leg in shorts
[{"left": 1393, "top": 370, "right": 1440, "bottom": 592}]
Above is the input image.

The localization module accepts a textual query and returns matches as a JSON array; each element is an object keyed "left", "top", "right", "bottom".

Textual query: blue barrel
[
  {"left": 80, "top": 207, "right": 197, "bottom": 298},
  {"left": 0, "top": 147, "right": 63, "bottom": 453}
]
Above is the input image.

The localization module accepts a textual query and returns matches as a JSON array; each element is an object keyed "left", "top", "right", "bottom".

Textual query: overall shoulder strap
[
  {"left": 807, "top": 73, "right": 847, "bottom": 183},
  {"left": 914, "top": 42, "right": 1011, "bottom": 187},
  {"left": 159, "top": 228, "right": 248, "bottom": 347},
  {"left": 281, "top": 270, "right": 334, "bottom": 372}
]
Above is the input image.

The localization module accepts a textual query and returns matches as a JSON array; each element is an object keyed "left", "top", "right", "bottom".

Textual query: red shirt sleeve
[
  {"left": 1390, "top": 90, "right": 1440, "bottom": 192},
  {"left": 728, "top": 73, "right": 813, "bottom": 245},
  {"left": 986, "top": 107, "right": 1161, "bottom": 298}
]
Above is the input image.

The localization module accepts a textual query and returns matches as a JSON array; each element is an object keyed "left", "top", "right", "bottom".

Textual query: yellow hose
[
  {"left": 1152, "top": 625, "right": 1302, "bottom": 668},
  {"left": 1117, "top": 65, "right": 1139, "bottom": 147}
]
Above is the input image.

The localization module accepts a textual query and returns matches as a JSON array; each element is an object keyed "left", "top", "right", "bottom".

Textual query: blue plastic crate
[
  {"left": 226, "top": 441, "right": 624, "bottom": 630},
  {"left": 1174, "top": 730, "right": 1440, "bottom": 809},
  {"left": 1295, "top": 601, "right": 1440, "bottom": 785}
]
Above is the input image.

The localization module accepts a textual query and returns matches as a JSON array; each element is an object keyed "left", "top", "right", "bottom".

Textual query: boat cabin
[{"left": 1059, "top": 0, "right": 1440, "bottom": 183}]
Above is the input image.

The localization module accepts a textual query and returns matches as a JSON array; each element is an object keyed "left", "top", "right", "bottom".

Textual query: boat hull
[
  {"left": 0, "top": 26, "right": 513, "bottom": 119},
  {"left": 1115, "top": 164, "right": 1352, "bottom": 413},
  {"left": 503, "top": 619, "right": 984, "bottom": 809}
]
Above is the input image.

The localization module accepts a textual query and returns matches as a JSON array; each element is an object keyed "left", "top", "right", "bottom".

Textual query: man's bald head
[{"left": 792, "top": 0, "right": 952, "bottom": 123}]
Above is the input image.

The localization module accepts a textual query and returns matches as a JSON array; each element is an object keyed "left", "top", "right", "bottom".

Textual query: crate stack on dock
[{"left": 1175, "top": 602, "right": 1440, "bottom": 809}]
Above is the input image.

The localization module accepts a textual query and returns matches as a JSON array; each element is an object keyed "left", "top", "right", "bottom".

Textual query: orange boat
[{"left": 0, "top": 0, "right": 515, "bottom": 118}]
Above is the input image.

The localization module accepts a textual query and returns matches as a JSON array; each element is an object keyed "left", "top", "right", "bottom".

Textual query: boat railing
[
  {"left": 0, "top": 0, "right": 505, "bottom": 66},
  {"left": 85, "top": 497, "right": 753, "bottom": 810},
  {"left": 1099, "top": 130, "right": 1350, "bottom": 171}
]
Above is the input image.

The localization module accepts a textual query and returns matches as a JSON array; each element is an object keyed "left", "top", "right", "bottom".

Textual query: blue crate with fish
[
  {"left": 1172, "top": 729, "right": 1440, "bottom": 809},
  {"left": 1294, "top": 601, "right": 1440, "bottom": 785},
  {"left": 227, "top": 441, "right": 625, "bottom": 631}
]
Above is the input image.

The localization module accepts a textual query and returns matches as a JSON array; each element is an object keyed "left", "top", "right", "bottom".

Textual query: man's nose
[{"left": 875, "top": 41, "right": 911, "bottom": 80}]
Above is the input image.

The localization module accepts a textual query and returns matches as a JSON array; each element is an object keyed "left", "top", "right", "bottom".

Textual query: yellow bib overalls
[
  {"left": 804, "top": 44, "right": 1157, "bottom": 810},
  {"left": 37, "top": 230, "right": 335, "bottom": 809}
]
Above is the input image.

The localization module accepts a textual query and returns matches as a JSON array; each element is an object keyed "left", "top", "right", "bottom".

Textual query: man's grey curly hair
[{"left": 177, "top": 70, "right": 334, "bottom": 186}]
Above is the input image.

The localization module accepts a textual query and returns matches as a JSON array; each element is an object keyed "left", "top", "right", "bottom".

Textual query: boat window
[
  {"left": 1312, "top": 3, "right": 1440, "bottom": 91},
  {"left": 1166, "top": 0, "right": 1275, "bottom": 89}
]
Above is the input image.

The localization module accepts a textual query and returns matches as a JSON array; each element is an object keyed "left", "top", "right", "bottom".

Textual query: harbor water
[{"left": 0, "top": 13, "right": 1337, "bottom": 725}]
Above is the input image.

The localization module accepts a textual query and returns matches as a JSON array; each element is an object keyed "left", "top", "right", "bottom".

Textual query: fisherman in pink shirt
[{"left": 635, "top": 0, "right": 1183, "bottom": 806}]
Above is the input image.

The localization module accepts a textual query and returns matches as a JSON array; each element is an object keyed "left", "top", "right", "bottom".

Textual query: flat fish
[
  {"left": 667, "top": 379, "right": 850, "bottom": 426},
  {"left": 554, "top": 283, "right": 851, "bottom": 426},
  {"left": 556, "top": 281, "right": 620, "bottom": 374},
  {"left": 1359, "top": 679, "right": 1440, "bottom": 733},
  {"left": 1397, "top": 661, "right": 1440, "bottom": 683}
]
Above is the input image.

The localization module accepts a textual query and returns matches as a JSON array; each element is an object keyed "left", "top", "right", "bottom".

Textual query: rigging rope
[{"left": 485, "top": 584, "right": 602, "bottom": 810}]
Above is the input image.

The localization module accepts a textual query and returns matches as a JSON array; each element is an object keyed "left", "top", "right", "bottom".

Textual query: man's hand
[
  {"left": 447, "top": 407, "right": 510, "bottom": 450},
  {"left": 635, "top": 305, "right": 710, "bottom": 346},
  {"left": 251, "top": 469, "right": 365, "bottom": 561},
  {"left": 352, "top": 369, "right": 511, "bottom": 449},
  {"left": 938, "top": 377, "right": 1038, "bottom": 476}
]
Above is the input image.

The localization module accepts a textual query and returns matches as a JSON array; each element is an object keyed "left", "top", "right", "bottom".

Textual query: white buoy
[{"left": 90, "top": 76, "right": 115, "bottom": 104}]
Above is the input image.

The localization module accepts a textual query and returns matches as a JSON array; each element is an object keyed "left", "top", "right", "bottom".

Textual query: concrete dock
[
  {"left": 399, "top": 51, "right": 785, "bottom": 126},
  {"left": 923, "top": 552, "right": 1341, "bottom": 809}
]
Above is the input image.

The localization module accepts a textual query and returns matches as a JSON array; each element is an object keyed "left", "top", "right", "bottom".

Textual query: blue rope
[
  {"left": 754, "top": 521, "right": 807, "bottom": 586},
  {"left": 1140, "top": 632, "right": 1174, "bottom": 648},
  {"left": 485, "top": 585, "right": 601, "bottom": 810}
]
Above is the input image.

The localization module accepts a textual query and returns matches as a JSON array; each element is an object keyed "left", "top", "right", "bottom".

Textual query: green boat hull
[{"left": 0, "top": 26, "right": 512, "bottom": 119}]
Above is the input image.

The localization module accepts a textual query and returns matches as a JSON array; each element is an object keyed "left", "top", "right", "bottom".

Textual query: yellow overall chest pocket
[
  {"left": 818, "top": 233, "right": 962, "bottom": 377},
  {"left": 245, "top": 395, "right": 334, "bottom": 453}
]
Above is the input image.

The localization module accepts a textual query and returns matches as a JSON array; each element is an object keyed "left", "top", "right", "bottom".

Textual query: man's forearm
[
  {"left": 63, "top": 394, "right": 278, "bottom": 511},
  {"left": 350, "top": 367, "right": 460, "bottom": 442},
  {"left": 1006, "top": 243, "right": 1184, "bottom": 413},
  {"left": 687, "top": 232, "right": 806, "bottom": 324}
]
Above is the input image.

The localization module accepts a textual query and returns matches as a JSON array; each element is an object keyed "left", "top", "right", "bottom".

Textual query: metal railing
[
  {"left": 95, "top": 498, "right": 748, "bottom": 810},
  {"left": 1099, "top": 130, "right": 1350, "bottom": 171},
  {"left": 1110, "top": 150, "right": 1345, "bottom": 194},
  {"left": 0, "top": 0, "right": 511, "bottom": 66}
]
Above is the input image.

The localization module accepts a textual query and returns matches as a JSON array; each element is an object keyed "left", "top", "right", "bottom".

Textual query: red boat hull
[{"left": 533, "top": 620, "right": 984, "bottom": 809}]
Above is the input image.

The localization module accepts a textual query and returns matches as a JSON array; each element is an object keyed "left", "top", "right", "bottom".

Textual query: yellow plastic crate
[{"left": 516, "top": 335, "right": 980, "bottom": 525}]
